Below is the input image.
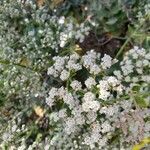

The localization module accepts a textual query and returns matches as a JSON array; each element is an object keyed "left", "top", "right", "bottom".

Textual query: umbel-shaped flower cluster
[{"left": 45, "top": 47, "right": 150, "bottom": 149}]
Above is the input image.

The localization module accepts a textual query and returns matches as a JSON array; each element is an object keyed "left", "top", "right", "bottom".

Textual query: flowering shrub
[
  {"left": 44, "top": 47, "right": 150, "bottom": 149},
  {"left": 0, "top": 0, "right": 150, "bottom": 150},
  {"left": 0, "top": 0, "right": 90, "bottom": 106}
]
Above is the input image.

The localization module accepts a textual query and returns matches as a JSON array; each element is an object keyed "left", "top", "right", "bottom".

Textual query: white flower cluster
[
  {"left": 47, "top": 51, "right": 124, "bottom": 102},
  {"left": 137, "top": 3, "right": 150, "bottom": 25},
  {"left": 85, "top": 77, "right": 96, "bottom": 89},
  {"left": 48, "top": 50, "right": 118, "bottom": 81},
  {"left": 82, "top": 50, "right": 117, "bottom": 75},
  {"left": 98, "top": 76, "right": 124, "bottom": 100},
  {"left": 82, "top": 92, "right": 100, "bottom": 112},
  {"left": 0, "top": 1, "right": 149, "bottom": 149},
  {"left": 45, "top": 82, "right": 150, "bottom": 149},
  {"left": 46, "top": 86, "right": 78, "bottom": 110},
  {"left": 0, "top": 1, "right": 91, "bottom": 128},
  {"left": 45, "top": 47, "right": 150, "bottom": 149},
  {"left": 75, "top": 23, "right": 90, "bottom": 43},
  {"left": 70, "top": 80, "right": 82, "bottom": 91},
  {"left": 0, "top": 0, "right": 90, "bottom": 69},
  {"left": 114, "top": 46, "right": 150, "bottom": 97},
  {"left": 0, "top": 113, "right": 28, "bottom": 149},
  {"left": 1, "top": 44, "right": 149, "bottom": 149},
  {"left": 47, "top": 53, "right": 82, "bottom": 80},
  {"left": 46, "top": 83, "right": 113, "bottom": 149}
]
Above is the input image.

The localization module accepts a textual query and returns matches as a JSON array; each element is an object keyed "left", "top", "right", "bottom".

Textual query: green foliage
[
  {"left": 49, "top": 0, "right": 87, "bottom": 17},
  {"left": 87, "top": 0, "right": 147, "bottom": 34}
]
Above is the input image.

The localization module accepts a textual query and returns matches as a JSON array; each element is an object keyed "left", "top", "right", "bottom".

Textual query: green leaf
[
  {"left": 106, "top": 18, "right": 118, "bottom": 25},
  {"left": 127, "top": 25, "right": 135, "bottom": 36},
  {"left": 135, "top": 95, "right": 148, "bottom": 108}
]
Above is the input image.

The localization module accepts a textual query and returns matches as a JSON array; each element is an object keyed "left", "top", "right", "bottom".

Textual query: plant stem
[
  {"left": 116, "top": 37, "right": 131, "bottom": 59},
  {"left": 115, "top": 14, "right": 149, "bottom": 59}
]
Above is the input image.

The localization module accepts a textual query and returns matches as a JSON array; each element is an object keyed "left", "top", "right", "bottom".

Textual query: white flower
[
  {"left": 90, "top": 64, "right": 101, "bottom": 75},
  {"left": 47, "top": 66, "right": 58, "bottom": 77},
  {"left": 60, "top": 33, "right": 68, "bottom": 43},
  {"left": 44, "top": 144, "right": 50, "bottom": 150},
  {"left": 113, "top": 70, "right": 122, "bottom": 80},
  {"left": 70, "top": 53, "right": 80, "bottom": 60},
  {"left": 38, "top": 29, "right": 43, "bottom": 34},
  {"left": 50, "top": 112, "right": 59, "bottom": 122},
  {"left": 99, "top": 77, "right": 123, "bottom": 97},
  {"left": 46, "top": 97, "right": 54, "bottom": 107},
  {"left": 60, "top": 40, "right": 66, "bottom": 48},
  {"left": 145, "top": 52, "right": 150, "bottom": 60},
  {"left": 28, "top": 30, "right": 35, "bottom": 36},
  {"left": 75, "top": 115, "right": 85, "bottom": 125},
  {"left": 99, "top": 89, "right": 110, "bottom": 100},
  {"left": 60, "top": 70, "right": 70, "bottom": 81},
  {"left": 64, "top": 117, "right": 76, "bottom": 134},
  {"left": 98, "top": 137, "right": 107, "bottom": 148},
  {"left": 136, "top": 47, "right": 146, "bottom": 56},
  {"left": 99, "top": 80, "right": 109, "bottom": 90},
  {"left": 66, "top": 54, "right": 82, "bottom": 71},
  {"left": 66, "top": 60, "right": 82, "bottom": 71},
  {"left": 58, "top": 109, "right": 67, "bottom": 118},
  {"left": 125, "top": 76, "right": 130, "bottom": 82},
  {"left": 91, "top": 122, "right": 101, "bottom": 133},
  {"left": 136, "top": 68, "right": 143, "bottom": 74},
  {"left": 2, "top": 133, "right": 11, "bottom": 141},
  {"left": 82, "top": 100, "right": 100, "bottom": 112},
  {"left": 132, "top": 53, "right": 138, "bottom": 59},
  {"left": 121, "top": 64, "right": 134, "bottom": 76},
  {"left": 58, "top": 16, "right": 65, "bottom": 24},
  {"left": 82, "top": 50, "right": 97, "bottom": 68},
  {"left": 18, "top": 145, "right": 26, "bottom": 150},
  {"left": 83, "top": 135, "right": 92, "bottom": 145},
  {"left": 141, "top": 75, "right": 150, "bottom": 82},
  {"left": 116, "top": 85, "right": 124, "bottom": 94},
  {"left": 86, "top": 111, "right": 97, "bottom": 123},
  {"left": 63, "top": 92, "right": 75, "bottom": 109},
  {"left": 70, "top": 80, "right": 82, "bottom": 91},
  {"left": 143, "top": 59, "right": 149, "bottom": 66},
  {"left": 11, "top": 125, "right": 17, "bottom": 132},
  {"left": 53, "top": 56, "right": 66, "bottom": 71},
  {"left": 85, "top": 77, "right": 96, "bottom": 89},
  {"left": 136, "top": 60, "right": 143, "bottom": 67},
  {"left": 48, "top": 87, "right": 58, "bottom": 98},
  {"left": 101, "top": 54, "right": 112, "bottom": 69},
  {"left": 101, "top": 121, "right": 111, "bottom": 133},
  {"left": 83, "top": 92, "right": 95, "bottom": 102},
  {"left": 100, "top": 106, "right": 116, "bottom": 117},
  {"left": 90, "top": 132, "right": 101, "bottom": 143},
  {"left": 125, "top": 59, "right": 132, "bottom": 65},
  {"left": 58, "top": 86, "right": 66, "bottom": 98},
  {"left": 107, "top": 76, "right": 119, "bottom": 87},
  {"left": 132, "top": 77, "right": 139, "bottom": 82}
]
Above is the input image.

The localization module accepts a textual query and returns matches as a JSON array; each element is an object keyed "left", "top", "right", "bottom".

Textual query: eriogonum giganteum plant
[{"left": 44, "top": 46, "right": 150, "bottom": 149}]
